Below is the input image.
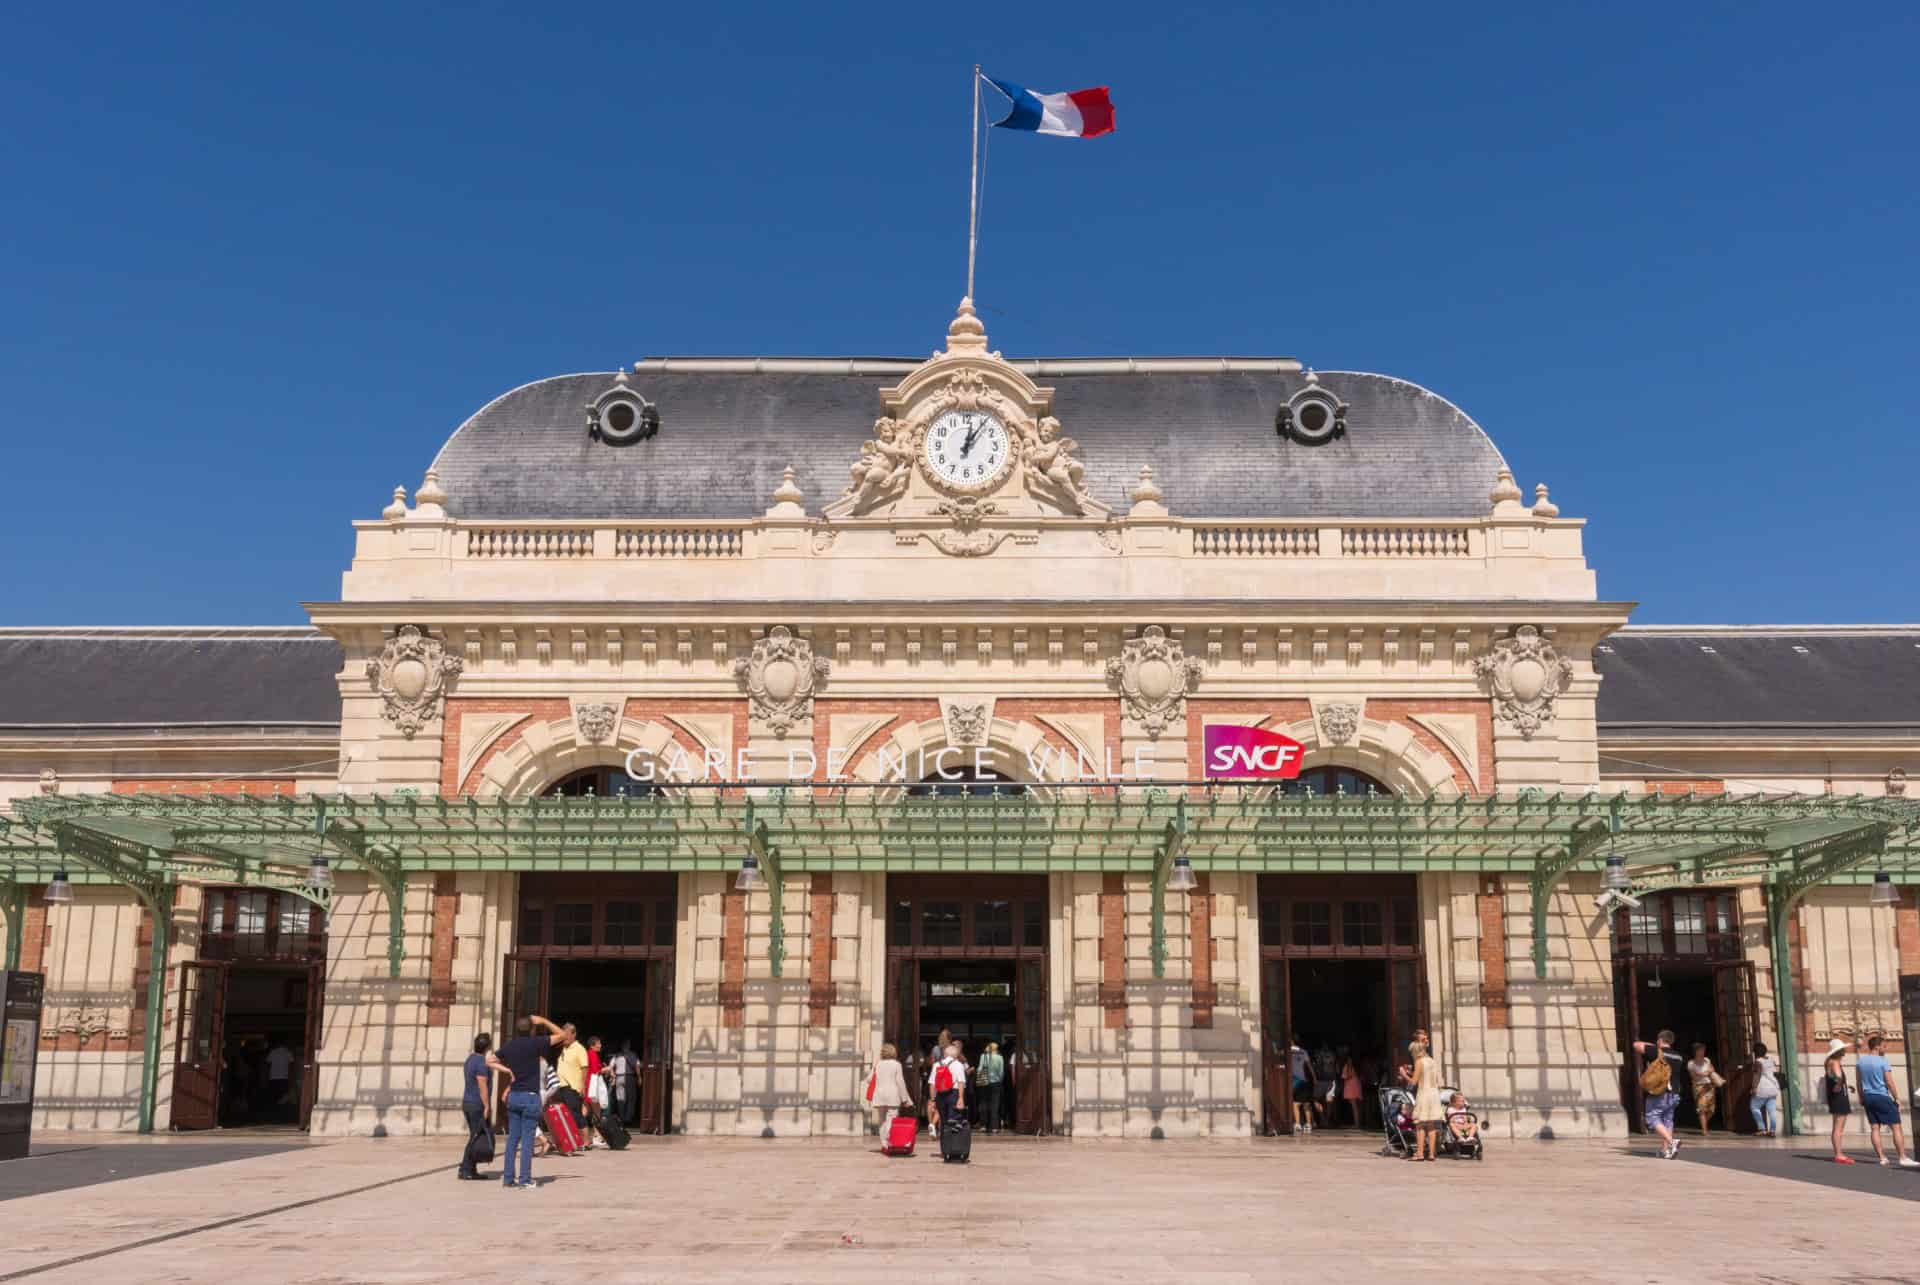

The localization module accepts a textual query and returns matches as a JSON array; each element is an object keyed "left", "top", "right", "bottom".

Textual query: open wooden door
[
  {"left": 1714, "top": 959, "right": 1760, "bottom": 1134},
  {"left": 1260, "top": 958, "right": 1290, "bottom": 1135},
  {"left": 298, "top": 962, "right": 324, "bottom": 1129},
  {"left": 1613, "top": 954, "right": 1643, "bottom": 1132},
  {"left": 171, "top": 961, "right": 225, "bottom": 1131},
  {"left": 886, "top": 957, "right": 924, "bottom": 1115},
  {"left": 1013, "top": 957, "right": 1048, "bottom": 1135},
  {"left": 638, "top": 956, "right": 674, "bottom": 1134},
  {"left": 496, "top": 954, "right": 545, "bottom": 1120}
]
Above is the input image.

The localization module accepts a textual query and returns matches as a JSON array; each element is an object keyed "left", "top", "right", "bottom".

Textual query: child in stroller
[
  {"left": 1379, "top": 1086, "right": 1417, "bottom": 1157},
  {"left": 1441, "top": 1090, "right": 1485, "bottom": 1160}
]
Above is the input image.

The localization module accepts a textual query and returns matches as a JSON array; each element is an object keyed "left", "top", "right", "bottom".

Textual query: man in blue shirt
[
  {"left": 1854, "top": 1034, "right": 1919, "bottom": 1167},
  {"left": 494, "top": 1015, "right": 569, "bottom": 1189},
  {"left": 458, "top": 1033, "right": 501, "bottom": 1181}
]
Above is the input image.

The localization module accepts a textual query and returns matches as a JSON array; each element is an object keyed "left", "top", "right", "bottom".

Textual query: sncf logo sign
[{"left": 1202, "top": 725, "right": 1306, "bottom": 779}]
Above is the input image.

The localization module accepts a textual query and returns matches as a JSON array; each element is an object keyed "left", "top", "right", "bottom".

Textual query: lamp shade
[
  {"left": 735, "top": 856, "right": 766, "bottom": 892},
  {"left": 1870, "top": 872, "right": 1900, "bottom": 907},
  {"left": 45, "top": 870, "right": 75, "bottom": 904},
  {"left": 1167, "top": 855, "right": 1198, "bottom": 893},
  {"left": 308, "top": 854, "right": 334, "bottom": 889},
  {"left": 1601, "top": 854, "right": 1632, "bottom": 894}
]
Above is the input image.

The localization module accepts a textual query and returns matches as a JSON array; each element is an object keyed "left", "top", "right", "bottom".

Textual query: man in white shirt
[
  {"left": 929, "top": 1041, "right": 968, "bottom": 1141},
  {"left": 266, "top": 1038, "right": 295, "bottom": 1112}
]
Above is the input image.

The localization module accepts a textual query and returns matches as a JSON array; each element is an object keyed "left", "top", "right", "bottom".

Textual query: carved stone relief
[
  {"left": 574, "top": 702, "right": 619, "bottom": 745},
  {"left": 946, "top": 703, "right": 989, "bottom": 748},
  {"left": 733, "top": 626, "right": 830, "bottom": 737},
  {"left": 366, "top": 625, "right": 463, "bottom": 738},
  {"left": 1318, "top": 702, "right": 1361, "bottom": 746},
  {"left": 1106, "top": 626, "right": 1205, "bottom": 739},
  {"left": 1472, "top": 625, "right": 1574, "bottom": 740}
]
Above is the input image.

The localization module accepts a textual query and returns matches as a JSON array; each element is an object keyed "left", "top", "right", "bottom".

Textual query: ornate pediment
[{"left": 825, "top": 299, "right": 1107, "bottom": 526}]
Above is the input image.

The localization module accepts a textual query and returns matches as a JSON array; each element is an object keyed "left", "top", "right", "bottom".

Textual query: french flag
[{"left": 987, "top": 75, "right": 1114, "bottom": 139}]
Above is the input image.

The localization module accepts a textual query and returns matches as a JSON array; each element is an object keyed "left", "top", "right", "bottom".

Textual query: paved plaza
[{"left": 0, "top": 1130, "right": 1904, "bottom": 1283}]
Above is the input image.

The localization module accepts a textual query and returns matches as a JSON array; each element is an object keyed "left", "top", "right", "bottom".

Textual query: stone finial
[
  {"left": 1131, "top": 466, "right": 1163, "bottom": 505},
  {"left": 1531, "top": 483, "right": 1560, "bottom": 518},
  {"left": 766, "top": 465, "right": 806, "bottom": 517},
  {"left": 1490, "top": 468, "right": 1524, "bottom": 511},
  {"left": 945, "top": 296, "right": 989, "bottom": 355},
  {"left": 382, "top": 486, "right": 408, "bottom": 521},
  {"left": 413, "top": 468, "right": 448, "bottom": 519}
]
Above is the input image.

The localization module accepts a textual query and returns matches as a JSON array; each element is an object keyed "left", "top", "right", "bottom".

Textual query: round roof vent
[
  {"left": 1278, "top": 372, "right": 1348, "bottom": 446},
  {"left": 587, "top": 374, "right": 659, "bottom": 445}
]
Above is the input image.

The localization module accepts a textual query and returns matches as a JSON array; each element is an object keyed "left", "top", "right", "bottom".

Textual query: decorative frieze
[{"left": 1318, "top": 702, "right": 1361, "bottom": 746}]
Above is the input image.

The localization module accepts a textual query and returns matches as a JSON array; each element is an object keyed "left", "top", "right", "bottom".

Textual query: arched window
[
  {"left": 544, "top": 766, "right": 655, "bottom": 798},
  {"left": 905, "top": 766, "right": 1026, "bottom": 798},
  {"left": 1280, "top": 766, "right": 1392, "bottom": 799}
]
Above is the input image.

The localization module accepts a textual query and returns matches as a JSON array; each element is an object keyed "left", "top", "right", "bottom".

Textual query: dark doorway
[
  {"left": 1257, "top": 869, "right": 1425, "bottom": 1136},
  {"left": 886, "top": 873, "right": 1050, "bottom": 1134},
  {"left": 1612, "top": 891, "right": 1758, "bottom": 1135},
  {"left": 174, "top": 888, "right": 327, "bottom": 1132},
  {"left": 505, "top": 872, "right": 677, "bottom": 1134}
]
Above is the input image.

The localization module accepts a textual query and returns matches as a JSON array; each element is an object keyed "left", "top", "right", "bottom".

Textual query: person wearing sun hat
[{"left": 1825, "top": 1038, "right": 1856, "bottom": 1163}]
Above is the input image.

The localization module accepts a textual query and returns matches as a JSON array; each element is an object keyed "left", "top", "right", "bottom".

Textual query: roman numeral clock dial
[{"left": 923, "top": 410, "right": 1011, "bottom": 490}]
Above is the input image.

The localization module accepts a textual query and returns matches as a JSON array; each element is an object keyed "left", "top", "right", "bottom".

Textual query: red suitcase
[
  {"left": 882, "top": 1114, "right": 918, "bottom": 1157},
  {"left": 545, "top": 1102, "right": 585, "bottom": 1155}
]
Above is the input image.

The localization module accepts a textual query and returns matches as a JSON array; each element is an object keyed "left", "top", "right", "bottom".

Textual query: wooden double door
[
  {"left": 886, "top": 874, "right": 1050, "bottom": 1134},
  {"left": 503, "top": 954, "right": 675, "bottom": 1134},
  {"left": 172, "top": 959, "right": 323, "bottom": 1131}
]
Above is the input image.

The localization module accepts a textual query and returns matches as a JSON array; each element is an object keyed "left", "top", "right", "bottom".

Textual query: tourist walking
[
  {"left": 866, "top": 1042, "right": 914, "bottom": 1131},
  {"left": 1289, "top": 1036, "right": 1316, "bottom": 1133},
  {"left": 1686, "top": 1043, "right": 1722, "bottom": 1137},
  {"left": 266, "top": 1036, "right": 294, "bottom": 1116},
  {"left": 976, "top": 1042, "right": 1006, "bottom": 1134},
  {"left": 1825, "top": 1038, "right": 1855, "bottom": 1163},
  {"left": 1854, "top": 1034, "right": 1918, "bottom": 1167},
  {"left": 929, "top": 1040, "right": 968, "bottom": 1146},
  {"left": 1632, "top": 1030, "right": 1686, "bottom": 1159},
  {"left": 458, "top": 1033, "right": 500, "bottom": 1181},
  {"left": 1338, "top": 1049, "right": 1363, "bottom": 1128},
  {"left": 1407, "top": 1038, "right": 1443, "bottom": 1161},
  {"left": 496, "top": 1014, "right": 568, "bottom": 1189},
  {"left": 1749, "top": 1042, "right": 1780, "bottom": 1137},
  {"left": 612, "top": 1040, "right": 638, "bottom": 1125},
  {"left": 555, "top": 1022, "right": 592, "bottom": 1148}
]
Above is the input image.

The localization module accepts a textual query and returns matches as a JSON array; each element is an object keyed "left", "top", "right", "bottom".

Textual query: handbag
[{"left": 865, "top": 1070, "right": 877, "bottom": 1103}]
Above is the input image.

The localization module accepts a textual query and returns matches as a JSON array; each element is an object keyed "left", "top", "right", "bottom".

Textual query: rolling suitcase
[
  {"left": 596, "top": 1113, "right": 631, "bottom": 1151},
  {"left": 882, "top": 1114, "right": 918, "bottom": 1157},
  {"left": 544, "top": 1102, "right": 584, "bottom": 1155},
  {"left": 940, "top": 1117, "right": 971, "bottom": 1164}
]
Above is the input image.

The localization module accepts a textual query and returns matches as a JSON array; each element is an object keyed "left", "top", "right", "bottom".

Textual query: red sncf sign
[{"left": 1201, "top": 725, "right": 1306, "bottom": 779}]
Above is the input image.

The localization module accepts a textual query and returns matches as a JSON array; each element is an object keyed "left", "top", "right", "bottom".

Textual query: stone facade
[{"left": 2, "top": 305, "right": 1912, "bottom": 1141}]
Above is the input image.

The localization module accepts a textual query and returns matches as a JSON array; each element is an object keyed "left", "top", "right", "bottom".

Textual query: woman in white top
[
  {"left": 866, "top": 1042, "right": 915, "bottom": 1132},
  {"left": 1748, "top": 1041, "right": 1780, "bottom": 1137},
  {"left": 1686, "top": 1043, "right": 1721, "bottom": 1137}
]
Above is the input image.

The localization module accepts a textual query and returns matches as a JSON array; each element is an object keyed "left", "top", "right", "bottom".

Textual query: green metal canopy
[{"left": 5, "top": 786, "right": 1918, "bottom": 1135}]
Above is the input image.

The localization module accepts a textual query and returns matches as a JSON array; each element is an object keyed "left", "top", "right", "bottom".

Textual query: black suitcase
[
  {"left": 940, "top": 1117, "right": 971, "bottom": 1163},
  {"left": 596, "top": 1113, "right": 632, "bottom": 1151}
]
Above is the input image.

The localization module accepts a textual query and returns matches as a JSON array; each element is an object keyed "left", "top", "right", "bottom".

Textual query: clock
[{"left": 923, "top": 410, "right": 1011, "bottom": 490}]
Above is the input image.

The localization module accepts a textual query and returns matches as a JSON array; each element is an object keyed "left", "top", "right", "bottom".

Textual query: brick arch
[
  {"left": 472, "top": 715, "right": 700, "bottom": 798},
  {"left": 1273, "top": 714, "right": 1460, "bottom": 799}
]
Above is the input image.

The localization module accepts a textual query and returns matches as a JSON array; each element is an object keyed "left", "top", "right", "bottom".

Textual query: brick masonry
[
  {"left": 1190, "top": 872, "right": 1215, "bottom": 1028},
  {"left": 427, "top": 872, "right": 458, "bottom": 1027},
  {"left": 808, "top": 872, "right": 833, "bottom": 1025},
  {"left": 1101, "top": 872, "right": 1125, "bottom": 1029},
  {"left": 1477, "top": 875, "right": 1509, "bottom": 1030}
]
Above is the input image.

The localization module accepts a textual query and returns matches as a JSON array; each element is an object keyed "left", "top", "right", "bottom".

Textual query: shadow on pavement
[
  {"left": 1632, "top": 1144, "right": 1920, "bottom": 1202},
  {"left": 0, "top": 1139, "right": 313, "bottom": 1202}
]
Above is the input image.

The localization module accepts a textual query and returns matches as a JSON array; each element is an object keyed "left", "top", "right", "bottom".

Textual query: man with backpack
[
  {"left": 1633, "top": 1030, "right": 1687, "bottom": 1159},
  {"left": 930, "top": 1041, "right": 967, "bottom": 1145}
]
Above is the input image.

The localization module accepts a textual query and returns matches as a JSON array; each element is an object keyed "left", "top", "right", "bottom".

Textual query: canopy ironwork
[{"left": 5, "top": 786, "right": 1917, "bottom": 1134}]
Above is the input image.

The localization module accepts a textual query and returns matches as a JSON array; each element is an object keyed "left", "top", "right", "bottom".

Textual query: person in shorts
[
  {"left": 1825, "top": 1038, "right": 1855, "bottom": 1163},
  {"left": 1633, "top": 1029, "right": 1686, "bottom": 1159},
  {"left": 1855, "top": 1034, "right": 1918, "bottom": 1167}
]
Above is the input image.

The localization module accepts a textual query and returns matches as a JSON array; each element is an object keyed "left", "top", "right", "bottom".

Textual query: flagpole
[{"left": 967, "top": 63, "right": 981, "bottom": 301}]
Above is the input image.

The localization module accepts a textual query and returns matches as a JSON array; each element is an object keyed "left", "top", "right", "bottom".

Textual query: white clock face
[{"left": 923, "top": 411, "right": 1011, "bottom": 489}]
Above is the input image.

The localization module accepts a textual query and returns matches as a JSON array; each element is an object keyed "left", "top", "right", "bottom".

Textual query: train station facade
[{"left": 2, "top": 301, "right": 1915, "bottom": 1141}]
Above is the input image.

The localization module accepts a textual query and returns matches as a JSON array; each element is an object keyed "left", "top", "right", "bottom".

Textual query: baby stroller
[
  {"left": 1379, "top": 1086, "right": 1416, "bottom": 1157},
  {"left": 1438, "top": 1090, "right": 1485, "bottom": 1161}
]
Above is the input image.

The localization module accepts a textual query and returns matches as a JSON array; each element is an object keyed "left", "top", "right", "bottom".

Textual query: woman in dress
[
  {"left": 1825, "top": 1038, "right": 1855, "bottom": 1163},
  {"left": 1338, "top": 1049, "right": 1364, "bottom": 1128},
  {"left": 866, "top": 1042, "right": 914, "bottom": 1135},
  {"left": 1407, "top": 1038, "right": 1443, "bottom": 1161},
  {"left": 1685, "top": 1042, "right": 1720, "bottom": 1137}
]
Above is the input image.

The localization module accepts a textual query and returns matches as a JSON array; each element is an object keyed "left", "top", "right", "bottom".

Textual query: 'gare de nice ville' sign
[{"left": 620, "top": 725, "right": 1306, "bottom": 785}]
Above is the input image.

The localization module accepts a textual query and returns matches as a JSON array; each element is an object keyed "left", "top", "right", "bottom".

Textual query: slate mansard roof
[
  {"left": 1593, "top": 627, "right": 1920, "bottom": 736},
  {"left": 0, "top": 629, "right": 344, "bottom": 729},
  {"left": 427, "top": 365, "right": 1511, "bottom": 522}
]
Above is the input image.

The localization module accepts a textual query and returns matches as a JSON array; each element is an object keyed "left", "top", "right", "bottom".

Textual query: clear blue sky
[{"left": 5, "top": 3, "right": 1915, "bottom": 624}]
